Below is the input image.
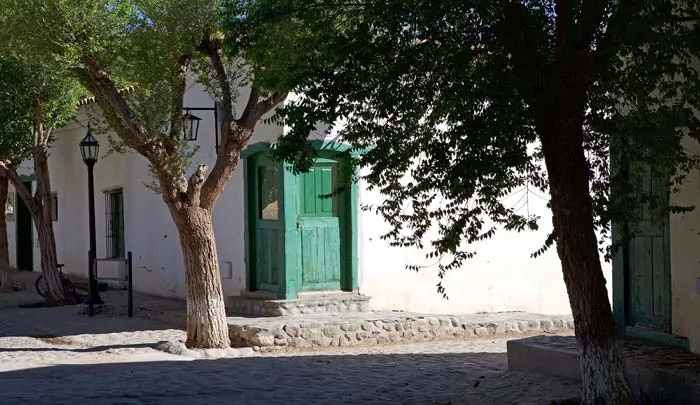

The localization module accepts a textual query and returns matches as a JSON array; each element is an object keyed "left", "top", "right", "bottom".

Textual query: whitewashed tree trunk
[{"left": 169, "top": 205, "right": 229, "bottom": 348}]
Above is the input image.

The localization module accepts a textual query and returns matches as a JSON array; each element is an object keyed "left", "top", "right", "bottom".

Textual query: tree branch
[
  {"left": 578, "top": 0, "right": 606, "bottom": 53},
  {"left": 168, "top": 73, "right": 187, "bottom": 140},
  {"left": 200, "top": 37, "right": 233, "bottom": 127},
  {"left": 554, "top": 0, "right": 574, "bottom": 65},
  {"left": 590, "top": 0, "right": 644, "bottom": 75},
  {"left": 186, "top": 164, "right": 208, "bottom": 208},
  {"left": 236, "top": 91, "right": 287, "bottom": 129},
  {"left": 168, "top": 53, "right": 195, "bottom": 140},
  {"left": 79, "top": 54, "right": 150, "bottom": 144}
]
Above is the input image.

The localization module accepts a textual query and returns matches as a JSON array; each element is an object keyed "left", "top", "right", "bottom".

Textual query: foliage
[
  {"left": 0, "top": 53, "right": 83, "bottom": 163},
  {"left": 232, "top": 0, "right": 700, "bottom": 294}
]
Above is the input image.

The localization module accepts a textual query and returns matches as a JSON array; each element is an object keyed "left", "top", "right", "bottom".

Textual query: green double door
[
  {"left": 626, "top": 165, "right": 671, "bottom": 332},
  {"left": 251, "top": 157, "right": 344, "bottom": 294}
]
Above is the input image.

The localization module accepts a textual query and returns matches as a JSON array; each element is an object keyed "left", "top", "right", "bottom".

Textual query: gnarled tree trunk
[
  {"left": 169, "top": 204, "right": 229, "bottom": 348},
  {"left": 539, "top": 114, "right": 633, "bottom": 404},
  {"left": 32, "top": 143, "right": 67, "bottom": 305},
  {"left": 0, "top": 175, "right": 12, "bottom": 292}
]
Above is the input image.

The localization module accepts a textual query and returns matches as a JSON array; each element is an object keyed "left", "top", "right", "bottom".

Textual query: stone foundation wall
[{"left": 229, "top": 314, "right": 574, "bottom": 352}]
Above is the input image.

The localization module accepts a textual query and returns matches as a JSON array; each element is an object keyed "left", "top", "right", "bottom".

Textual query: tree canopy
[{"left": 228, "top": 0, "right": 700, "bottom": 291}]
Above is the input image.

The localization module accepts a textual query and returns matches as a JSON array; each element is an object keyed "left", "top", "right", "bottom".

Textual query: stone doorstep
[
  {"left": 507, "top": 335, "right": 700, "bottom": 403},
  {"left": 226, "top": 294, "right": 372, "bottom": 317},
  {"left": 228, "top": 313, "right": 575, "bottom": 352}
]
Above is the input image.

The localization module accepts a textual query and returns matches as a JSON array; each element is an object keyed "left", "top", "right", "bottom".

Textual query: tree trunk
[
  {"left": 538, "top": 118, "right": 633, "bottom": 404},
  {"left": 169, "top": 205, "right": 229, "bottom": 349},
  {"left": 0, "top": 175, "right": 12, "bottom": 292},
  {"left": 34, "top": 146, "right": 69, "bottom": 305}
]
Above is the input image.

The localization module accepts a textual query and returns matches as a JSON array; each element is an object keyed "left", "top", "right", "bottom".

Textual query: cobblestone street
[{"left": 0, "top": 293, "right": 580, "bottom": 404}]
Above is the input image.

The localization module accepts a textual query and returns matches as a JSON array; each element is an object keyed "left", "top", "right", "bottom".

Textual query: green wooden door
[
  {"left": 253, "top": 162, "right": 283, "bottom": 292},
  {"left": 297, "top": 162, "right": 342, "bottom": 291},
  {"left": 627, "top": 165, "right": 671, "bottom": 331}
]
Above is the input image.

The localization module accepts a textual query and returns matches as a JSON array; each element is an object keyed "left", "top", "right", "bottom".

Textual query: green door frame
[{"left": 242, "top": 140, "right": 363, "bottom": 299}]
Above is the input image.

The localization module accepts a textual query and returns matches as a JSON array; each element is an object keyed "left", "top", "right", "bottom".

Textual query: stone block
[
  {"left": 360, "top": 322, "right": 377, "bottom": 332},
  {"left": 312, "top": 337, "right": 333, "bottom": 347},
  {"left": 330, "top": 335, "right": 341, "bottom": 347},
  {"left": 340, "top": 322, "right": 360, "bottom": 332},
  {"left": 322, "top": 325, "right": 342, "bottom": 337}
]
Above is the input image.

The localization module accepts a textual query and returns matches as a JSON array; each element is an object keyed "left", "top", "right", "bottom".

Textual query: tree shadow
[
  {"left": 0, "top": 343, "right": 156, "bottom": 353},
  {"left": 0, "top": 306, "right": 180, "bottom": 340},
  {"left": 0, "top": 351, "right": 580, "bottom": 404}
]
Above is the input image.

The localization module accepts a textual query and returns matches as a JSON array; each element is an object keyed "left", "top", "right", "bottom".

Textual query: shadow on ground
[
  {"left": 0, "top": 351, "right": 580, "bottom": 405},
  {"left": 0, "top": 305, "right": 179, "bottom": 339}
]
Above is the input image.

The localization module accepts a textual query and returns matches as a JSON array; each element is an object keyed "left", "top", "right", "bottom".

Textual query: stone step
[
  {"left": 228, "top": 312, "right": 574, "bottom": 352},
  {"left": 226, "top": 294, "right": 371, "bottom": 316},
  {"left": 507, "top": 335, "right": 700, "bottom": 403}
]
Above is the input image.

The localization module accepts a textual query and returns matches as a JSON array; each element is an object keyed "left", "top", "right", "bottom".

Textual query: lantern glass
[
  {"left": 183, "top": 112, "right": 202, "bottom": 141},
  {"left": 79, "top": 131, "right": 100, "bottom": 164}
]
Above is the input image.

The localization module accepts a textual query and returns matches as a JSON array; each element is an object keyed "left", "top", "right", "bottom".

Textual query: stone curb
[
  {"left": 230, "top": 315, "right": 575, "bottom": 352},
  {"left": 102, "top": 300, "right": 574, "bottom": 352}
]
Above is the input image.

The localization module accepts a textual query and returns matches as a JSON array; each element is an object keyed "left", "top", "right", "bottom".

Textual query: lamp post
[{"left": 79, "top": 126, "right": 102, "bottom": 316}]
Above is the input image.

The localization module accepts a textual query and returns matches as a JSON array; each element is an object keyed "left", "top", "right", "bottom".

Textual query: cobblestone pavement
[{"left": 0, "top": 293, "right": 581, "bottom": 404}]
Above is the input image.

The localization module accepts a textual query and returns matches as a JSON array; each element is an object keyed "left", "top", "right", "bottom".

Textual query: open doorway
[{"left": 15, "top": 181, "right": 33, "bottom": 271}]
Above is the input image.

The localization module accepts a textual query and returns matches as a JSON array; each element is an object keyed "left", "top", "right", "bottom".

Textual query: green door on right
[
  {"left": 627, "top": 165, "right": 671, "bottom": 332},
  {"left": 297, "top": 162, "right": 342, "bottom": 291}
]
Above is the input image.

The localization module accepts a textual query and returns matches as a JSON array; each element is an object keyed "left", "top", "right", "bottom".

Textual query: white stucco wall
[
  {"left": 358, "top": 178, "right": 613, "bottom": 315},
  {"left": 5, "top": 82, "right": 614, "bottom": 316},
  {"left": 669, "top": 137, "right": 700, "bottom": 353}
]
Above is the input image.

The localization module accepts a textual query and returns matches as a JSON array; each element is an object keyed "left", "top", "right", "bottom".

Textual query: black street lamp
[
  {"left": 79, "top": 125, "right": 103, "bottom": 316},
  {"left": 182, "top": 105, "right": 220, "bottom": 152},
  {"left": 182, "top": 111, "right": 202, "bottom": 141}
]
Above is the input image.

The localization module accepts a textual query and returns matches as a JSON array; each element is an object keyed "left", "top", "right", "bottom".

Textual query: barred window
[{"left": 104, "top": 189, "right": 125, "bottom": 258}]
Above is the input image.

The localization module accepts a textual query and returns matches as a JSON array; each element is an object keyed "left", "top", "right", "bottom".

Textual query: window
[
  {"left": 104, "top": 189, "right": 125, "bottom": 258},
  {"left": 258, "top": 166, "right": 279, "bottom": 221},
  {"left": 51, "top": 192, "right": 58, "bottom": 222}
]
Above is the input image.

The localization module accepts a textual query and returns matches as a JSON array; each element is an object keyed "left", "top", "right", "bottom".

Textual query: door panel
[
  {"left": 627, "top": 165, "right": 670, "bottom": 331},
  {"left": 254, "top": 163, "right": 283, "bottom": 292},
  {"left": 298, "top": 164, "right": 342, "bottom": 291}
]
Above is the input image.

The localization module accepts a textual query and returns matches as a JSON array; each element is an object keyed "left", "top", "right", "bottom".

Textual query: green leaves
[{"left": 0, "top": 53, "right": 82, "bottom": 162}]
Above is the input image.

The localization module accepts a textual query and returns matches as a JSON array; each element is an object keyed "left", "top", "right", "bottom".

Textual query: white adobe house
[{"left": 5, "top": 82, "right": 613, "bottom": 315}]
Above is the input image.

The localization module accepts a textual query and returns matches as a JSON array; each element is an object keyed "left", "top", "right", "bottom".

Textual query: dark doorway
[{"left": 15, "top": 181, "right": 33, "bottom": 271}]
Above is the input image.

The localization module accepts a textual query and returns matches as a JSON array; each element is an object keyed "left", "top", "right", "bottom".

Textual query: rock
[
  {"left": 292, "top": 338, "right": 311, "bottom": 349},
  {"left": 475, "top": 327, "right": 490, "bottom": 337},
  {"left": 340, "top": 322, "right": 360, "bottom": 332},
  {"left": 250, "top": 332, "right": 275, "bottom": 347},
  {"left": 283, "top": 324, "right": 301, "bottom": 337}
]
